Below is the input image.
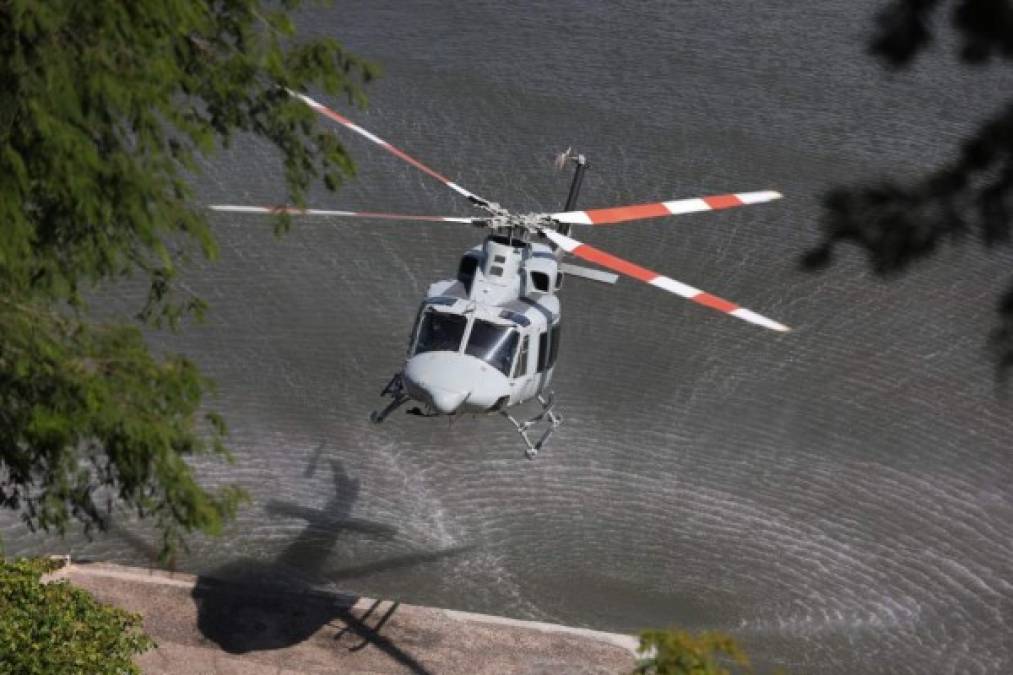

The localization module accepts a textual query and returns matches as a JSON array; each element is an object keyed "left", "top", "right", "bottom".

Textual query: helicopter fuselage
[{"left": 398, "top": 234, "right": 562, "bottom": 417}]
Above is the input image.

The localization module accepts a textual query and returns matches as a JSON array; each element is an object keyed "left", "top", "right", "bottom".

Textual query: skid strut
[
  {"left": 501, "top": 393, "right": 562, "bottom": 459},
  {"left": 370, "top": 373, "right": 409, "bottom": 424}
]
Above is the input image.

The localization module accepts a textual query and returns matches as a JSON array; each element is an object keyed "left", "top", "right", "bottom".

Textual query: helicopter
[{"left": 211, "top": 90, "right": 790, "bottom": 459}]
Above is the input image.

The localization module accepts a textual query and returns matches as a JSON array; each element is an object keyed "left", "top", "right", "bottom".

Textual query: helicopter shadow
[{"left": 189, "top": 457, "right": 473, "bottom": 673}]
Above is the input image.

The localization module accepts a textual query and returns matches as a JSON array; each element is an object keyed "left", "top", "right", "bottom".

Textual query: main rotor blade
[
  {"left": 551, "top": 190, "right": 782, "bottom": 226},
  {"left": 288, "top": 90, "right": 494, "bottom": 209},
  {"left": 542, "top": 230, "right": 790, "bottom": 332},
  {"left": 209, "top": 205, "right": 482, "bottom": 224}
]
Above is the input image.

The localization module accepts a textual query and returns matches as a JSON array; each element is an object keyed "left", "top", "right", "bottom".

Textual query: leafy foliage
[
  {"left": 0, "top": 558, "right": 154, "bottom": 674},
  {"left": 634, "top": 629, "right": 752, "bottom": 675},
  {"left": 0, "top": 0, "right": 374, "bottom": 557},
  {"left": 804, "top": 0, "right": 1013, "bottom": 374}
]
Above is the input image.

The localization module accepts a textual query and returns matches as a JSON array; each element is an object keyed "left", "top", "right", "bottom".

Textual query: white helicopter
[{"left": 211, "top": 91, "right": 790, "bottom": 458}]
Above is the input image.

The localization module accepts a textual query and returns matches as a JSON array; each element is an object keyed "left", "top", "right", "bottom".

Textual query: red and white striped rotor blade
[
  {"left": 288, "top": 90, "right": 493, "bottom": 209},
  {"left": 209, "top": 205, "right": 482, "bottom": 224},
  {"left": 542, "top": 229, "right": 790, "bottom": 332},
  {"left": 551, "top": 190, "right": 782, "bottom": 226}
]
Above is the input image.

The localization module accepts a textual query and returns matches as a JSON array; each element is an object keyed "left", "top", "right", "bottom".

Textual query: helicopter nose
[
  {"left": 404, "top": 352, "right": 472, "bottom": 414},
  {"left": 428, "top": 387, "right": 469, "bottom": 414},
  {"left": 403, "top": 351, "right": 507, "bottom": 414}
]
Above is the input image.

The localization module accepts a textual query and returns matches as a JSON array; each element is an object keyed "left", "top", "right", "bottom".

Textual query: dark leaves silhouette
[{"left": 809, "top": 0, "right": 1013, "bottom": 377}]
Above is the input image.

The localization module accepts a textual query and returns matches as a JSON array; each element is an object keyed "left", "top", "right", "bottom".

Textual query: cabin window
[
  {"left": 489, "top": 265, "right": 504, "bottom": 277},
  {"left": 537, "top": 330, "right": 548, "bottom": 372},
  {"left": 513, "top": 335, "right": 529, "bottom": 378},
  {"left": 548, "top": 323, "right": 561, "bottom": 368},
  {"left": 466, "top": 320, "right": 518, "bottom": 376},
  {"left": 536, "top": 324, "right": 561, "bottom": 373},
  {"left": 414, "top": 309, "right": 468, "bottom": 355},
  {"left": 530, "top": 271, "right": 550, "bottom": 292}
]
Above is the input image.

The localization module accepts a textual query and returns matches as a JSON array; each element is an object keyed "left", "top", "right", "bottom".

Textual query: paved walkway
[{"left": 49, "top": 562, "right": 638, "bottom": 674}]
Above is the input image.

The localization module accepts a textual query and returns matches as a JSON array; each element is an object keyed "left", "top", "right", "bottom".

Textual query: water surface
[{"left": 5, "top": 3, "right": 1011, "bottom": 673}]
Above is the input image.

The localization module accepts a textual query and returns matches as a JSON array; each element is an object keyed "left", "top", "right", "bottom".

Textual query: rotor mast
[{"left": 560, "top": 153, "right": 588, "bottom": 236}]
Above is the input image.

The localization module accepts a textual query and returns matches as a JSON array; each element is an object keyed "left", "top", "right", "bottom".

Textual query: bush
[
  {"left": 0, "top": 558, "right": 154, "bottom": 674},
  {"left": 634, "top": 628, "right": 752, "bottom": 675}
]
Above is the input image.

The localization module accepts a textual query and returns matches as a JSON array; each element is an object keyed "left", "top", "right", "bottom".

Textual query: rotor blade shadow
[
  {"left": 264, "top": 499, "right": 398, "bottom": 538},
  {"left": 304, "top": 441, "right": 327, "bottom": 478},
  {"left": 326, "top": 544, "right": 476, "bottom": 583}
]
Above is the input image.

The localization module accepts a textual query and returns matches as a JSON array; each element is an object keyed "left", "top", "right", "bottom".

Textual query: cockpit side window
[
  {"left": 536, "top": 330, "right": 548, "bottom": 372},
  {"left": 466, "top": 320, "right": 518, "bottom": 376},
  {"left": 513, "top": 335, "right": 529, "bottom": 378},
  {"left": 414, "top": 309, "right": 468, "bottom": 355},
  {"left": 407, "top": 305, "right": 425, "bottom": 354},
  {"left": 548, "top": 323, "right": 561, "bottom": 368}
]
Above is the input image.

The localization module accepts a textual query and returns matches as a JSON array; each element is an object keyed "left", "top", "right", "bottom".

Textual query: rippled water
[{"left": 5, "top": 2, "right": 1012, "bottom": 673}]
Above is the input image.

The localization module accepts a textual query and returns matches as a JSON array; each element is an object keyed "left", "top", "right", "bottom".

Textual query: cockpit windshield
[
  {"left": 466, "top": 320, "right": 518, "bottom": 376},
  {"left": 414, "top": 310, "right": 468, "bottom": 355}
]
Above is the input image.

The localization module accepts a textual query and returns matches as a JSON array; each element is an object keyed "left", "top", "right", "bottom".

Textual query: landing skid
[{"left": 501, "top": 393, "right": 562, "bottom": 460}]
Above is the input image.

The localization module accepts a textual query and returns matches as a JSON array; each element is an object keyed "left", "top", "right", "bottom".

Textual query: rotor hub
[{"left": 485, "top": 212, "right": 554, "bottom": 234}]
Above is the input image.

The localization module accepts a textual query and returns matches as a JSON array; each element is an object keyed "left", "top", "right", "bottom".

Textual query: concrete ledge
[{"left": 48, "top": 561, "right": 638, "bottom": 674}]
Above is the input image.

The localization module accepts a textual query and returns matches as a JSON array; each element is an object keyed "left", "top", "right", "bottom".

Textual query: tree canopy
[
  {"left": 0, "top": 0, "right": 374, "bottom": 557},
  {"left": 805, "top": 0, "right": 1013, "bottom": 374}
]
